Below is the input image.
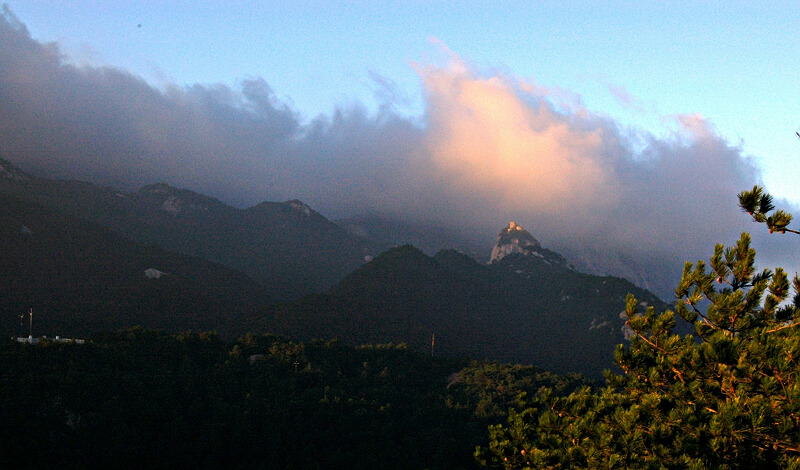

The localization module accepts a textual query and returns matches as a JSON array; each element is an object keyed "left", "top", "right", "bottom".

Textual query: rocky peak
[
  {"left": 0, "top": 159, "right": 31, "bottom": 182},
  {"left": 137, "top": 183, "right": 215, "bottom": 215},
  {"left": 489, "top": 221, "right": 544, "bottom": 263},
  {"left": 285, "top": 199, "right": 312, "bottom": 216}
]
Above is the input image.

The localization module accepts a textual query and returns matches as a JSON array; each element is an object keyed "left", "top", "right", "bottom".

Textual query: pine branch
[
  {"left": 627, "top": 323, "right": 669, "bottom": 355},
  {"left": 764, "top": 321, "right": 800, "bottom": 334},
  {"left": 739, "top": 186, "right": 799, "bottom": 236}
]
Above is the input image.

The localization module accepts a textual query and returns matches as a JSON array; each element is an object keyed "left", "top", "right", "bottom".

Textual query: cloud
[
  {"left": 1, "top": 8, "right": 797, "bottom": 297},
  {"left": 418, "top": 59, "right": 619, "bottom": 222},
  {"left": 602, "top": 79, "right": 644, "bottom": 112},
  {"left": 607, "top": 82, "right": 638, "bottom": 108},
  {"left": 409, "top": 54, "right": 800, "bottom": 295}
]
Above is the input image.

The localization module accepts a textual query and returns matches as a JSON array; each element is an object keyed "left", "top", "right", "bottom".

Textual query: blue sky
[{"left": 9, "top": 1, "right": 800, "bottom": 204}]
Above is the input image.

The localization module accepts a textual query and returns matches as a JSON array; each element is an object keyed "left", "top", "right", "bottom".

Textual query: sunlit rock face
[{"left": 489, "top": 221, "right": 543, "bottom": 263}]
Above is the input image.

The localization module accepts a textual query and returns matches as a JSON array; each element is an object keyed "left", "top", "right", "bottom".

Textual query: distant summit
[
  {"left": 489, "top": 221, "right": 568, "bottom": 267},
  {"left": 489, "top": 221, "right": 542, "bottom": 263}
]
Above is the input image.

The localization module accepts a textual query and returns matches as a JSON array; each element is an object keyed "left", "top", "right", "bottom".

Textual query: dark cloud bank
[{"left": 2, "top": 7, "right": 797, "bottom": 298}]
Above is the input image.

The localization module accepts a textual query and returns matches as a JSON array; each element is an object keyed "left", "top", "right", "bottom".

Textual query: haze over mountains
[
  {"left": 1, "top": 7, "right": 798, "bottom": 301},
  {"left": 249, "top": 222, "right": 665, "bottom": 378},
  {"left": 2, "top": 157, "right": 670, "bottom": 377},
  {"left": 0, "top": 159, "right": 370, "bottom": 301}
]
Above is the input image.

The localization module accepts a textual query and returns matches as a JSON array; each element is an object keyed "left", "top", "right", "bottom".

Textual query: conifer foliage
[
  {"left": 739, "top": 185, "right": 798, "bottom": 235},
  {"left": 477, "top": 233, "right": 800, "bottom": 469}
]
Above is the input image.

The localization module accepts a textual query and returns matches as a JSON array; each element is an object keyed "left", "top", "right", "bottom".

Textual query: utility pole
[{"left": 28, "top": 308, "right": 32, "bottom": 341}]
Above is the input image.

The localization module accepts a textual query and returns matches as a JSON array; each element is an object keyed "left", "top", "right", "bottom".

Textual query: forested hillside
[
  {"left": 0, "top": 193, "right": 269, "bottom": 336},
  {"left": 0, "top": 330, "right": 592, "bottom": 469},
  {"left": 249, "top": 245, "right": 666, "bottom": 378}
]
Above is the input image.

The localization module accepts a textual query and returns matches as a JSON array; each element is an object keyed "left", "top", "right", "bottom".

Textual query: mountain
[
  {"left": 0, "top": 158, "right": 674, "bottom": 375},
  {"left": 0, "top": 159, "right": 371, "bottom": 300},
  {"left": 0, "top": 158, "right": 673, "bottom": 300},
  {"left": 248, "top": 222, "right": 669, "bottom": 378},
  {"left": 564, "top": 242, "right": 676, "bottom": 300},
  {"left": 0, "top": 192, "right": 270, "bottom": 337},
  {"left": 339, "top": 214, "right": 675, "bottom": 298},
  {"left": 489, "top": 221, "right": 568, "bottom": 266}
]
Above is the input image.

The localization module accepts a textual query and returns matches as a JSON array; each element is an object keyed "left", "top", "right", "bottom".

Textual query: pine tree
[
  {"left": 477, "top": 232, "right": 800, "bottom": 469},
  {"left": 739, "top": 185, "right": 798, "bottom": 235}
]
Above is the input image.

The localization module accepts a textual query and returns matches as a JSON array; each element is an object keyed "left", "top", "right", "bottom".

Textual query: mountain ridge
[
  {"left": 249, "top": 227, "right": 669, "bottom": 378},
  {"left": 1, "top": 158, "right": 675, "bottom": 377},
  {"left": 0, "top": 158, "right": 372, "bottom": 300}
]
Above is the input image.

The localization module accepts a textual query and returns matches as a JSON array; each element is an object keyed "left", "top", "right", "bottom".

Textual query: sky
[{"left": 2, "top": 1, "right": 799, "bottom": 297}]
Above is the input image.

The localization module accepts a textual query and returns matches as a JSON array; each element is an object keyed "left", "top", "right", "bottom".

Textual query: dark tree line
[{"left": 0, "top": 328, "right": 589, "bottom": 469}]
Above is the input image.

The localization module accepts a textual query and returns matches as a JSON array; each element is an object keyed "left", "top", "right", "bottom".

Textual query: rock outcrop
[{"left": 489, "top": 221, "right": 543, "bottom": 263}]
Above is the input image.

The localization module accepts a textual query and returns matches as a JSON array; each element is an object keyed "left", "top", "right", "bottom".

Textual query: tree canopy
[{"left": 0, "top": 328, "right": 596, "bottom": 469}]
